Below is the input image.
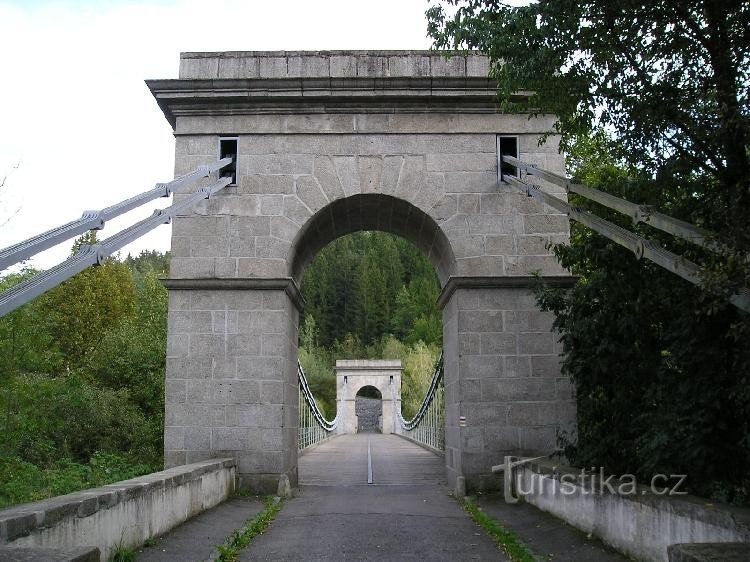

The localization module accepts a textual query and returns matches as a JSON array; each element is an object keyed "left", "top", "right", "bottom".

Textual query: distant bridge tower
[{"left": 335, "top": 360, "right": 402, "bottom": 435}]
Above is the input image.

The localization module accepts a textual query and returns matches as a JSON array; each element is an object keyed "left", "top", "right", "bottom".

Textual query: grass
[
  {"left": 463, "top": 496, "right": 538, "bottom": 562},
  {"left": 110, "top": 545, "right": 137, "bottom": 562},
  {"left": 215, "top": 495, "right": 283, "bottom": 562}
]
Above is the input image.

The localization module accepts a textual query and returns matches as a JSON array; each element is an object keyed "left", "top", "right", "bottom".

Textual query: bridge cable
[
  {"left": 0, "top": 158, "right": 231, "bottom": 273},
  {"left": 0, "top": 170, "right": 232, "bottom": 318},
  {"left": 297, "top": 360, "right": 343, "bottom": 434},
  {"left": 500, "top": 158, "right": 750, "bottom": 314},
  {"left": 391, "top": 353, "right": 444, "bottom": 432}
]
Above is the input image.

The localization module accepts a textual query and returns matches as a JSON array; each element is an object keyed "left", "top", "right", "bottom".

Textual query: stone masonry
[
  {"left": 335, "top": 359, "right": 401, "bottom": 435},
  {"left": 150, "top": 51, "right": 576, "bottom": 493},
  {"left": 355, "top": 397, "right": 382, "bottom": 433}
]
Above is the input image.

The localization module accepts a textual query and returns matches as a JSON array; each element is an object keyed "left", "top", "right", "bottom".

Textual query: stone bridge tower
[
  {"left": 335, "top": 359, "right": 402, "bottom": 435},
  {"left": 148, "top": 50, "right": 576, "bottom": 493}
]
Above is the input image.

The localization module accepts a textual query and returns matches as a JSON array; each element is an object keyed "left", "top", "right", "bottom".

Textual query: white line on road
[{"left": 367, "top": 438, "right": 373, "bottom": 484}]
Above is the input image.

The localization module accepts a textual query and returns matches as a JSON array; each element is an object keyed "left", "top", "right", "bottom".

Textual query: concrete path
[
  {"left": 136, "top": 496, "right": 263, "bottom": 561},
  {"left": 242, "top": 434, "right": 506, "bottom": 561},
  {"left": 476, "top": 494, "right": 628, "bottom": 561},
  {"left": 134, "top": 435, "right": 630, "bottom": 561}
]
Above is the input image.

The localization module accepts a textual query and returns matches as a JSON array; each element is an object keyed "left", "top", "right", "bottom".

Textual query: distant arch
[
  {"left": 355, "top": 385, "right": 383, "bottom": 399},
  {"left": 355, "top": 385, "right": 383, "bottom": 433},
  {"left": 289, "top": 193, "right": 457, "bottom": 285}
]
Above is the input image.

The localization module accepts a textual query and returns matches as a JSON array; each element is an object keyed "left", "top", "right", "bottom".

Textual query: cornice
[
  {"left": 437, "top": 275, "right": 577, "bottom": 309},
  {"left": 146, "top": 76, "right": 521, "bottom": 129},
  {"left": 161, "top": 277, "right": 305, "bottom": 311}
]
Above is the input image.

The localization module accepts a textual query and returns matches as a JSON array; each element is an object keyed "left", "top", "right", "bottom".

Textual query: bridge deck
[
  {"left": 134, "top": 434, "right": 624, "bottom": 561},
  {"left": 299, "top": 433, "right": 445, "bottom": 486},
  {"left": 242, "top": 433, "right": 506, "bottom": 561}
]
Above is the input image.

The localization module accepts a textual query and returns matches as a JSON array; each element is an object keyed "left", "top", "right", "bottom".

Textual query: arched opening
[
  {"left": 297, "top": 231, "right": 443, "bottom": 424},
  {"left": 293, "top": 193, "right": 451, "bottom": 487},
  {"left": 293, "top": 195, "right": 452, "bottom": 426},
  {"left": 290, "top": 193, "right": 456, "bottom": 286},
  {"left": 355, "top": 385, "right": 382, "bottom": 433}
]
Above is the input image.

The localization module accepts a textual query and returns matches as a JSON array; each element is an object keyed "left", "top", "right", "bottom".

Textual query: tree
[
  {"left": 0, "top": 270, "right": 60, "bottom": 376},
  {"left": 354, "top": 248, "right": 389, "bottom": 345},
  {"left": 427, "top": 1, "right": 750, "bottom": 503},
  {"left": 301, "top": 231, "right": 441, "bottom": 348},
  {"left": 38, "top": 232, "right": 136, "bottom": 369},
  {"left": 427, "top": 0, "right": 750, "bottom": 252}
]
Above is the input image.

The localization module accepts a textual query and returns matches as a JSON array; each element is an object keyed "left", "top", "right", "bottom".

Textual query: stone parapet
[
  {"left": 178, "top": 50, "right": 491, "bottom": 80},
  {"left": 517, "top": 459, "right": 750, "bottom": 562},
  {"left": 0, "top": 459, "right": 235, "bottom": 561},
  {"left": 668, "top": 543, "right": 750, "bottom": 562}
]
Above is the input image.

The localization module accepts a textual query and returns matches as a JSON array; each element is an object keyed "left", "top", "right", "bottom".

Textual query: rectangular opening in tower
[
  {"left": 219, "top": 137, "right": 238, "bottom": 185},
  {"left": 497, "top": 135, "right": 519, "bottom": 182}
]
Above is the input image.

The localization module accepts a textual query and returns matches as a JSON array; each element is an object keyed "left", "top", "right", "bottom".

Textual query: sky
[{"left": 0, "top": 0, "right": 434, "bottom": 271}]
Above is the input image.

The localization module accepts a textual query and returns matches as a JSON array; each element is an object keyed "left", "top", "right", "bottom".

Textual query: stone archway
[
  {"left": 290, "top": 194, "right": 456, "bottom": 285},
  {"left": 355, "top": 387, "right": 382, "bottom": 433},
  {"left": 153, "top": 50, "right": 577, "bottom": 494},
  {"left": 335, "top": 360, "right": 402, "bottom": 435}
]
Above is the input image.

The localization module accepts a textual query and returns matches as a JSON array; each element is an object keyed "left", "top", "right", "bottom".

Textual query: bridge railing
[
  {"left": 0, "top": 158, "right": 233, "bottom": 317},
  {"left": 392, "top": 353, "right": 445, "bottom": 451},
  {"left": 297, "top": 360, "right": 343, "bottom": 450},
  {"left": 500, "top": 154, "right": 750, "bottom": 313}
]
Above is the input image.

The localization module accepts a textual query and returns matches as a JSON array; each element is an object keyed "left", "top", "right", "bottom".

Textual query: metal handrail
[
  {"left": 393, "top": 352, "right": 444, "bottom": 431},
  {"left": 297, "top": 360, "right": 341, "bottom": 432},
  {"left": 0, "top": 173, "right": 232, "bottom": 318},
  {"left": 0, "top": 158, "right": 232, "bottom": 272}
]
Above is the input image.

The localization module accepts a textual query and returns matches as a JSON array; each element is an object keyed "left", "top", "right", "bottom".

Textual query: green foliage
[
  {"left": 0, "top": 373, "right": 156, "bottom": 466},
  {"left": 0, "top": 244, "right": 169, "bottom": 507},
  {"left": 39, "top": 233, "right": 137, "bottom": 370},
  {"left": 0, "top": 452, "right": 151, "bottom": 509},
  {"left": 534, "top": 135, "right": 750, "bottom": 504},
  {"left": 379, "top": 337, "right": 441, "bottom": 419},
  {"left": 298, "top": 347, "right": 336, "bottom": 418},
  {"left": 124, "top": 249, "right": 170, "bottom": 278},
  {"left": 537, "top": 220, "right": 750, "bottom": 504},
  {"left": 110, "top": 545, "right": 137, "bottom": 562},
  {"left": 86, "top": 267, "right": 168, "bottom": 459},
  {"left": 301, "top": 231, "right": 441, "bottom": 348},
  {"left": 429, "top": 0, "right": 750, "bottom": 505},
  {"left": 0, "top": 269, "right": 61, "bottom": 375}
]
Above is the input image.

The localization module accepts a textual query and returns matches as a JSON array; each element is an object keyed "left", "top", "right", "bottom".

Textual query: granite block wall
[{"left": 153, "top": 51, "right": 577, "bottom": 493}]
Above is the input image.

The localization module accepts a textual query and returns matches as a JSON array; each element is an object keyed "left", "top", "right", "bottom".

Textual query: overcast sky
[{"left": 0, "top": 0, "right": 434, "bottom": 271}]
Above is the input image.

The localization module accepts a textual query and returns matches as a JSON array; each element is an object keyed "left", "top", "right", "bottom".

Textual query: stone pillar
[
  {"left": 163, "top": 279, "right": 302, "bottom": 494},
  {"left": 440, "top": 277, "right": 576, "bottom": 492}
]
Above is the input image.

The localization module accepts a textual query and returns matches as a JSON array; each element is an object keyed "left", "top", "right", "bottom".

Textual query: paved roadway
[
  {"left": 136, "top": 434, "right": 625, "bottom": 561},
  {"left": 242, "top": 433, "right": 506, "bottom": 561}
]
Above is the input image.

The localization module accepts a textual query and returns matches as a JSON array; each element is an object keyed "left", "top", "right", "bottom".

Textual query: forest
[
  {"left": 0, "top": 231, "right": 441, "bottom": 508},
  {"left": 298, "top": 232, "right": 442, "bottom": 419}
]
